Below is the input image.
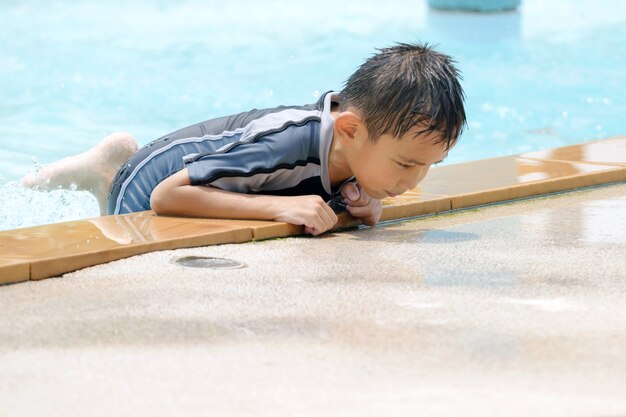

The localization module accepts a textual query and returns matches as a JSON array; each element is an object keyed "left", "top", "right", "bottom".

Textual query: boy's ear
[{"left": 334, "top": 111, "right": 365, "bottom": 145}]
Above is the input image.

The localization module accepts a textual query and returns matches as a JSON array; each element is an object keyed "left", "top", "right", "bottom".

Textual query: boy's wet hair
[{"left": 339, "top": 42, "right": 466, "bottom": 148}]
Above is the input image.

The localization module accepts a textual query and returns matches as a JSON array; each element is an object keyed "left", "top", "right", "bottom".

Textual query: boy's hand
[
  {"left": 340, "top": 182, "right": 382, "bottom": 226},
  {"left": 272, "top": 195, "right": 338, "bottom": 236}
]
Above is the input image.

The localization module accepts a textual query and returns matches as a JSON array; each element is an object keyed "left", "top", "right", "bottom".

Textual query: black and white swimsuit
[{"left": 108, "top": 91, "right": 351, "bottom": 215}]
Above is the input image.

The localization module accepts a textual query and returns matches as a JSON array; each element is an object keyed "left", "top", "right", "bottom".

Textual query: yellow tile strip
[
  {"left": 0, "top": 212, "right": 252, "bottom": 281},
  {"left": 417, "top": 155, "right": 626, "bottom": 210},
  {"left": 1, "top": 137, "right": 625, "bottom": 284},
  {"left": 210, "top": 219, "right": 303, "bottom": 241},
  {"left": 520, "top": 136, "right": 626, "bottom": 167},
  {"left": 0, "top": 259, "right": 29, "bottom": 285}
]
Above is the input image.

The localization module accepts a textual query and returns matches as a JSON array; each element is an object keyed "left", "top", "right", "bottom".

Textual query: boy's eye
[{"left": 396, "top": 161, "right": 412, "bottom": 169}]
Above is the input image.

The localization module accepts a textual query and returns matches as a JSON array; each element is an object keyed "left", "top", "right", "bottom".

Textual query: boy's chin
[{"left": 365, "top": 189, "right": 390, "bottom": 200}]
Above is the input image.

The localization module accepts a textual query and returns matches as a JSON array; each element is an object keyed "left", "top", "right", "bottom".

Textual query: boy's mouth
[{"left": 385, "top": 190, "right": 398, "bottom": 198}]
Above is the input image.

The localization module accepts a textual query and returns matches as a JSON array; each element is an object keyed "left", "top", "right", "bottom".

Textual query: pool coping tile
[
  {"left": 451, "top": 165, "right": 626, "bottom": 209},
  {"left": 0, "top": 213, "right": 254, "bottom": 280},
  {"left": 519, "top": 136, "right": 626, "bottom": 166},
  {"left": 27, "top": 226, "right": 252, "bottom": 280},
  {"left": 380, "top": 193, "right": 452, "bottom": 222},
  {"left": 211, "top": 219, "right": 303, "bottom": 241},
  {"left": 0, "top": 259, "right": 30, "bottom": 286},
  {"left": 417, "top": 155, "right": 626, "bottom": 210}
]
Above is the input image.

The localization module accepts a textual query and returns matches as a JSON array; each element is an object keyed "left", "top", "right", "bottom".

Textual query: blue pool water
[{"left": 1, "top": 0, "right": 625, "bottom": 230}]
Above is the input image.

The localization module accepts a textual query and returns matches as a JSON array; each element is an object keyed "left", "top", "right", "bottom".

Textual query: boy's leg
[{"left": 21, "top": 132, "right": 138, "bottom": 214}]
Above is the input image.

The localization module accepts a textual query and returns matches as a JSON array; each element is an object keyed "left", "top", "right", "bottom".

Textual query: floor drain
[{"left": 172, "top": 256, "right": 247, "bottom": 269}]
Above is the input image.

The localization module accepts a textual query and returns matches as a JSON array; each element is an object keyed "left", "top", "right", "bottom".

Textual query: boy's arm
[{"left": 150, "top": 168, "right": 338, "bottom": 236}]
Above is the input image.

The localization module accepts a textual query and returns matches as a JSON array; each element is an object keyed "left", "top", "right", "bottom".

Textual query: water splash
[{"left": 0, "top": 181, "right": 99, "bottom": 231}]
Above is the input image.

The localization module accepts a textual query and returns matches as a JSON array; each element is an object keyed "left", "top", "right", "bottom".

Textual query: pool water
[{"left": 1, "top": 0, "right": 625, "bottom": 230}]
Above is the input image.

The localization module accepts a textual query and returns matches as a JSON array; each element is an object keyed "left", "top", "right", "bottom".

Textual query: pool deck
[
  {"left": 1, "top": 166, "right": 625, "bottom": 416},
  {"left": 1, "top": 137, "right": 626, "bottom": 416},
  {"left": 1, "top": 136, "right": 625, "bottom": 284}
]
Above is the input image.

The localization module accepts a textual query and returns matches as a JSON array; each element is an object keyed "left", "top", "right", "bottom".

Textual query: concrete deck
[{"left": 1, "top": 182, "right": 625, "bottom": 416}]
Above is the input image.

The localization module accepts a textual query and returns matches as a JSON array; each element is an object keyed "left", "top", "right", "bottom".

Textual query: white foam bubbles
[{"left": 0, "top": 181, "right": 99, "bottom": 231}]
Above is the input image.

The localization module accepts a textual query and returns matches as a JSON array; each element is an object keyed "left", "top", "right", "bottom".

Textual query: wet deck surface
[{"left": 1, "top": 182, "right": 625, "bottom": 416}]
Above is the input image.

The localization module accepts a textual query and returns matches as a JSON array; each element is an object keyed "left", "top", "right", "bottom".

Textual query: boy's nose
[
  {"left": 401, "top": 166, "right": 430, "bottom": 191},
  {"left": 397, "top": 177, "right": 419, "bottom": 193}
]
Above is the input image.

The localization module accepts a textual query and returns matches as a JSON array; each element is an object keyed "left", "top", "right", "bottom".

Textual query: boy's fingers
[
  {"left": 304, "top": 226, "right": 318, "bottom": 236},
  {"left": 343, "top": 183, "right": 372, "bottom": 207},
  {"left": 306, "top": 200, "right": 338, "bottom": 235},
  {"left": 303, "top": 219, "right": 323, "bottom": 236},
  {"left": 320, "top": 203, "right": 338, "bottom": 229},
  {"left": 346, "top": 200, "right": 382, "bottom": 225},
  {"left": 285, "top": 195, "right": 339, "bottom": 236},
  {"left": 340, "top": 182, "right": 360, "bottom": 202},
  {"left": 347, "top": 208, "right": 379, "bottom": 226},
  {"left": 346, "top": 204, "right": 371, "bottom": 218}
]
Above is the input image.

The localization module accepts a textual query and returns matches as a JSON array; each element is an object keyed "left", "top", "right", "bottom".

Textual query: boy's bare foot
[{"left": 21, "top": 132, "right": 138, "bottom": 214}]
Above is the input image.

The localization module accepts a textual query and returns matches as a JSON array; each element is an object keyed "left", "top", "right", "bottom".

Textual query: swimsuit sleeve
[{"left": 185, "top": 122, "right": 319, "bottom": 194}]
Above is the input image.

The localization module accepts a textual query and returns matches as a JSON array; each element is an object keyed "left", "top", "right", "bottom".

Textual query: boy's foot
[{"left": 21, "top": 132, "right": 138, "bottom": 214}]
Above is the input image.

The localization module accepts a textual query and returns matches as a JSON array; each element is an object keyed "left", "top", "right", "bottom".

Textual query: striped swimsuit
[{"left": 108, "top": 91, "right": 348, "bottom": 215}]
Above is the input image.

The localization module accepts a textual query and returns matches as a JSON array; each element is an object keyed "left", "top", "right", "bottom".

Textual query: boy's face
[{"left": 349, "top": 129, "right": 451, "bottom": 200}]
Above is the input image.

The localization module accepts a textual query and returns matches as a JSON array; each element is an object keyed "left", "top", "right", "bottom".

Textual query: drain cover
[{"left": 172, "top": 256, "right": 247, "bottom": 269}]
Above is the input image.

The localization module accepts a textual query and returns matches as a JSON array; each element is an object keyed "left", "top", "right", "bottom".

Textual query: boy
[{"left": 22, "top": 42, "right": 466, "bottom": 236}]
